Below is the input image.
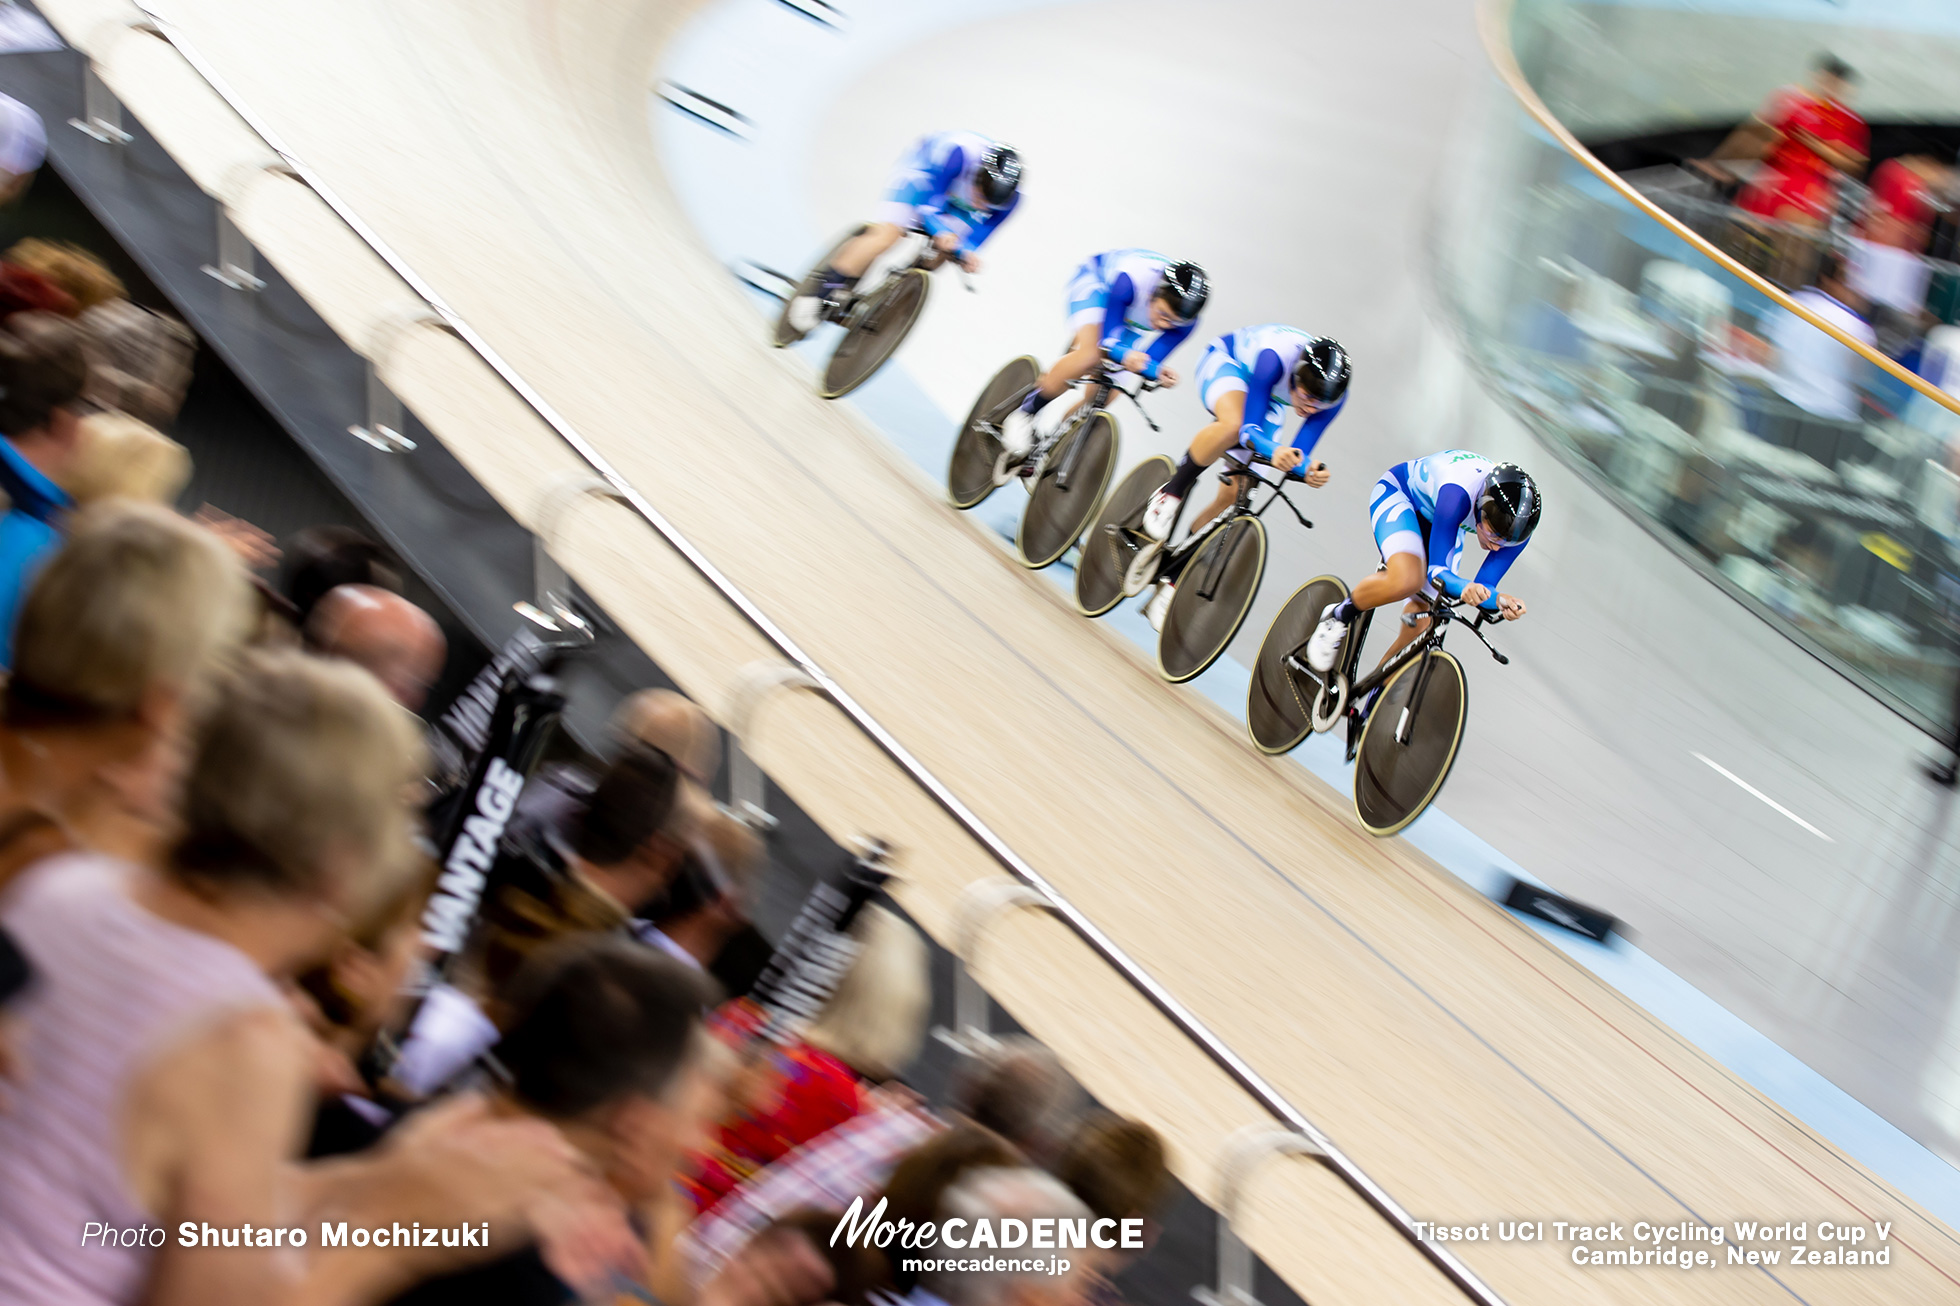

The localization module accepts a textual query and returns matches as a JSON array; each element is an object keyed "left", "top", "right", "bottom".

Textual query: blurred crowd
[
  {"left": 0, "top": 94, "right": 1172, "bottom": 1306},
  {"left": 1478, "top": 50, "right": 1960, "bottom": 729}
]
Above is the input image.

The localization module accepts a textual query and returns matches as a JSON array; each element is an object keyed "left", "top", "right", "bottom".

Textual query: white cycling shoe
[
  {"left": 1141, "top": 490, "right": 1181, "bottom": 542},
  {"left": 992, "top": 408, "right": 1037, "bottom": 485},
  {"left": 786, "top": 295, "right": 824, "bottom": 335},
  {"left": 1143, "top": 582, "right": 1175, "bottom": 632},
  {"left": 1305, "top": 603, "right": 1348, "bottom": 673}
]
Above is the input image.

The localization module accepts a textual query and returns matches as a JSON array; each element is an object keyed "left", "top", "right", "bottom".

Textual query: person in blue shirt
[
  {"left": 0, "top": 314, "right": 89, "bottom": 668},
  {"left": 1304, "top": 450, "right": 1541, "bottom": 677},
  {"left": 786, "top": 131, "right": 1023, "bottom": 335},
  {"left": 998, "top": 250, "right": 1209, "bottom": 462}
]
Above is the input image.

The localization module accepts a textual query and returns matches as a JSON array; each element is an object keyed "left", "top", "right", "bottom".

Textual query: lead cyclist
[
  {"left": 1306, "top": 451, "right": 1542, "bottom": 677},
  {"left": 786, "top": 130, "right": 1023, "bottom": 335}
]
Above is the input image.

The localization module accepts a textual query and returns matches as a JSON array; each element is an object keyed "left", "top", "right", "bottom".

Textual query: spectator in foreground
[
  {"left": 0, "top": 311, "right": 89, "bottom": 667},
  {"left": 1768, "top": 251, "right": 1875, "bottom": 421},
  {"left": 389, "top": 936, "right": 723, "bottom": 1306},
  {"left": 919, "top": 1168, "right": 1094, "bottom": 1306},
  {"left": 682, "top": 1034, "right": 1082, "bottom": 1284},
  {"left": 306, "top": 582, "right": 448, "bottom": 713},
  {"left": 389, "top": 742, "right": 691, "bottom": 1098},
  {"left": 281, "top": 524, "right": 404, "bottom": 628},
  {"left": 638, "top": 804, "right": 765, "bottom": 973},
  {"left": 0, "top": 650, "right": 593, "bottom": 1304},
  {"left": 0, "top": 501, "right": 250, "bottom": 880},
  {"left": 0, "top": 90, "right": 45, "bottom": 206},
  {"left": 59, "top": 410, "right": 193, "bottom": 507},
  {"left": 688, "top": 904, "right": 932, "bottom": 1213}
]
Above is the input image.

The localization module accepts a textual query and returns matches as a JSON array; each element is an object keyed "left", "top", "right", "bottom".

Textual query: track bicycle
[
  {"left": 1078, "top": 453, "right": 1314, "bottom": 683},
  {"left": 1247, "top": 579, "right": 1512, "bottom": 836},
  {"left": 946, "top": 359, "right": 1160, "bottom": 569},
  {"left": 774, "top": 226, "right": 960, "bottom": 399}
]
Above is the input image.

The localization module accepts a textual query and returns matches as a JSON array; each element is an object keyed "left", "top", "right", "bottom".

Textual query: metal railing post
[
  {"left": 724, "top": 660, "right": 821, "bottom": 833},
  {"left": 932, "top": 876, "right": 1057, "bottom": 1055},
  {"left": 1191, "top": 1129, "right": 1326, "bottom": 1306},
  {"left": 349, "top": 358, "right": 414, "bottom": 452},
  {"left": 68, "top": 64, "right": 131, "bottom": 145},
  {"left": 201, "top": 207, "right": 263, "bottom": 292}
]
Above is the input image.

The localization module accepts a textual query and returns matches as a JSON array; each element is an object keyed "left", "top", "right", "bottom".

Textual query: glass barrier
[{"left": 1440, "top": 0, "right": 1960, "bottom": 734}]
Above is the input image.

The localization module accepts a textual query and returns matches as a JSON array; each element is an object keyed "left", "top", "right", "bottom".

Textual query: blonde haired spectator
[
  {"left": 803, "top": 904, "right": 931, "bottom": 1082},
  {"left": 6, "top": 238, "right": 125, "bottom": 311},
  {"left": 0, "top": 501, "right": 251, "bottom": 877},
  {"left": 58, "top": 411, "right": 192, "bottom": 506}
]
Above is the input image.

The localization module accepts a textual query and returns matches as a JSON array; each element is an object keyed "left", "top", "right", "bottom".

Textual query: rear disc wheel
[
  {"left": 1248, "top": 575, "right": 1349, "bottom": 755},
  {"left": 949, "top": 356, "right": 1038, "bottom": 510},
  {"left": 774, "top": 227, "right": 863, "bottom": 348},
  {"left": 1076, "top": 456, "right": 1173, "bottom": 617}
]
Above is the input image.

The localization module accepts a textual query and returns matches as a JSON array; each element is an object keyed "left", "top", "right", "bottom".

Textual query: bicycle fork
[{"left": 1396, "top": 646, "right": 1439, "bottom": 746}]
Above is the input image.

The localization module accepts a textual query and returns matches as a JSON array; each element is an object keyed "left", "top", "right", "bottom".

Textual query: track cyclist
[
  {"left": 998, "top": 249, "right": 1210, "bottom": 462},
  {"left": 786, "top": 130, "right": 1023, "bottom": 335},
  {"left": 1135, "top": 327, "right": 1350, "bottom": 628},
  {"left": 1306, "top": 450, "right": 1541, "bottom": 677}
]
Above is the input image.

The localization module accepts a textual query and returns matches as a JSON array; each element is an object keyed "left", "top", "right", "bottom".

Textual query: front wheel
[
  {"left": 1353, "top": 648, "right": 1468, "bottom": 837},
  {"left": 1076, "top": 456, "right": 1173, "bottom": 617},
  {"left": 1019, "top": 410, "right": 1118, "bottom": 569},
  {"left": 821, "top": 267, "right": 930, "bottom": 398},
  {"left": 1248, "top": 574, "right": 1349, "bottom": 755},
  {"left": 949, "top": 356, "right": 1038, "bottom": 509},
  {"left": 1157, "top": 516, "right": 1267, "bottom": 683}
]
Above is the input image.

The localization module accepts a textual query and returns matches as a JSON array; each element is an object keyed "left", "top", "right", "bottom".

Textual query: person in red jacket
[{"left": 1735, "top": 54, "right": 1868, "bottom": 227}]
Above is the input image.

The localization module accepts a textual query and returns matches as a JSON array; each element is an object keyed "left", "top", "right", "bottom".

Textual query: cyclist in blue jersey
[
  {"left": 1305, "top": 451, "right": 1541, "bottom": 675},
  {"left": 998, "top": 250, "right": 1209, "bottom": 461},
  {"left": 787, "top": 131, "right": 1023, "bottom": 335},
  {"left": 1140, "top": 328, "right": 1349, "bottom": 547}
]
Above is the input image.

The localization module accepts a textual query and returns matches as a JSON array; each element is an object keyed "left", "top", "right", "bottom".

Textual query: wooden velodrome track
[{"left": 35, "top": 0, "right": 1960, "bottom": 1299}]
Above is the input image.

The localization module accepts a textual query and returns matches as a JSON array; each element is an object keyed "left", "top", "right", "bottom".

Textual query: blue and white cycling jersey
[
  {"left": 1191, "top": 325, "right": 1346, "bottom": 462},
  {"left": 875, "top": 130, "right": 1020, "bottom": 256},
  {"left": 1369, "top": 449, "right": 1524, "bottom": 610},
  {"left": 1061, "top": 249, "right": 1199, "bottom": 382}
]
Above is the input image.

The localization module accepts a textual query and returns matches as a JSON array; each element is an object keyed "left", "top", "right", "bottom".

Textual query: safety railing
[
  {"left": 56, "top": 7, "right": 1508, "bottom": 1303},
  {"left": 1449, "top": 0, "right": 1960, "bottom": 736}
]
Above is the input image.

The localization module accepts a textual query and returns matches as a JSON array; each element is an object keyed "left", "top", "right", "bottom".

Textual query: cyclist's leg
[
  {"left": 1035, "top": 323, "right": 1104, "bottom": 401},
  {"left": 1187, "top": 463, "right": 1243, "bottom": 535},
  {"left": 832, "top": 220, "right": 908, "bottom": 281},
  {"left": 1367, "top": 567, "right": 1433, "bottom": 670},
  {"left": 1305, "top": 475, "right": 1424, "bottom": 672}
]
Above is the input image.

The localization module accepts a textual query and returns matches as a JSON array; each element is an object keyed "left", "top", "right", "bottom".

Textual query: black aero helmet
[
  {"left": 976, "top": 143, "right": 1022, "bottom": 206},
  {"left": 1291, "top": 336, "right": 1351, "bottom": 404},
  {"left": 1477, "top": 462, "right": 1542, "bottom": 545},
  {"left": 1156, "top": 260, "right": 1209, "bottom": 321}
]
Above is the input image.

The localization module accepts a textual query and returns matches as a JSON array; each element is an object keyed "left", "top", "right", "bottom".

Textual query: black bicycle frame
[
  {"left": 1175, "top": 464, "right": 1313, "bottom": 600},
  {"left": 1293, "top": 599, "right": 1501, "bottom": 751}
]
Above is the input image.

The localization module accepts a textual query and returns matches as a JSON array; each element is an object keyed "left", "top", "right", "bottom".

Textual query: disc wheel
[
  {"left": 1248, "top": 575, "right": 1350, "bottom": 755},
  {"left": 821, "top": 268, "right": 930, "bottom": 398},
  {"left": 773, "top": 227, "right": 863, "bottom": 348},
  {"left": 1157, "top": 516, "right": 1267, "bottom": 683},
  {"left": 949, "top": 356, "right": 1038, "bottom": 509},
  {"left": 1019, "top": 410, "right": 1118, "bottom": 569},
  {"left": 1353, "top": 648, "right": 1468, "bottom": 837},
  {"left": 1076, "top": 456, "right": 1173, "bottom": 617}
]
